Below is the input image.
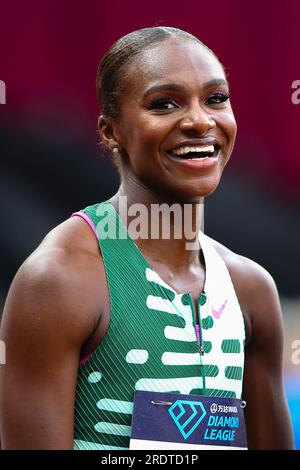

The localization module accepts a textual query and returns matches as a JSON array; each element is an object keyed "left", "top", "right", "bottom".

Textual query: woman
[{"left": 0, "top": 27, "right": 294, "bottom": 450}]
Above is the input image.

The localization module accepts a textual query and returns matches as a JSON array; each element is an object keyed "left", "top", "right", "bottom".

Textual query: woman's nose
[{"left": 179, "top": 106, "right": 216, "bottom": 134}]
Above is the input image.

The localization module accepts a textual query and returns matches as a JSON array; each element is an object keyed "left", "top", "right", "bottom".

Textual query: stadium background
[{"left": 0, "top": 0, "right": 299, "bottom": 448}]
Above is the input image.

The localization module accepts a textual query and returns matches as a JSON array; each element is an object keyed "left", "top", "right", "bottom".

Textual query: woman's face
[{"left": 108, "top": 38, "right": 237, "bottom": 201}]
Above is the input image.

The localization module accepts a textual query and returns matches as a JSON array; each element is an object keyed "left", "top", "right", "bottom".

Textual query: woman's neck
[{"left": 108, "top": 183, "right": 205, "bottom": 274}]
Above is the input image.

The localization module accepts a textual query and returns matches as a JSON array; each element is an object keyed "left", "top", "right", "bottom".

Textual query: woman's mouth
[
  {"left": 165, "top": 143, "right": 221, "bottom": 169},
  {"left": 166, "top": 143, "right": 221, "bottom": 160}
]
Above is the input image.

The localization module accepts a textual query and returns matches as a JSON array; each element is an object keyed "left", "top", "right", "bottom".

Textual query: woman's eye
[
  {"left": 206, "top": 92, "right": 230, "bottom": 105},
  {"left": 149, "top": 98, "right": 178, "bottom": 110}
]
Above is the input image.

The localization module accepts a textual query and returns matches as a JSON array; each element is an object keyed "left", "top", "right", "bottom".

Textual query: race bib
[{"left": 130, "top": 390, "right": 247, "bottom": 450}]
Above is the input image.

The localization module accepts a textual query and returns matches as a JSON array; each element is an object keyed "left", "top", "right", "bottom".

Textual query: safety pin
[{"left": 150, "top": 400, "right": 173, "bottom": 406}]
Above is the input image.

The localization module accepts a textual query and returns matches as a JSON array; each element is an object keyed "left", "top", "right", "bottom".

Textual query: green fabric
[{"left": 73, "top": 200, "right": 244, "bottom": 449}]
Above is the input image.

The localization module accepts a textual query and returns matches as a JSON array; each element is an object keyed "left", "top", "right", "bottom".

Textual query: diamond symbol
[{"left": 168, "top": 400, "right": 207, "bottom": 440}]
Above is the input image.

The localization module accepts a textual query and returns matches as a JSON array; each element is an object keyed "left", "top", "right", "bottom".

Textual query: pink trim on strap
[
  {"left": 70, "top": 211, "right": 98, "bottom": 242},
  {"left": 195, "top": 324, "right": 201, "bottom": 346},
  {"left": 79, "top": 352, "right": 93, "bottom": 367}
]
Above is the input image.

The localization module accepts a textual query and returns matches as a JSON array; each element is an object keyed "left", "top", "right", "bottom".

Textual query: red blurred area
[{"left": 1, "top": 0, "right": 300, "bottom": 198}]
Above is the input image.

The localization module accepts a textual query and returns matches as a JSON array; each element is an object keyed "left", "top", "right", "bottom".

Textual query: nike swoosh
[{"left": 212, "top": 299, "right": 227, "bottom": 319}]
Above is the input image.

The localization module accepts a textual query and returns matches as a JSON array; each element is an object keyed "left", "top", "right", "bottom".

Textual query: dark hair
[{"left": 96, "top": 26, "right": 220, "bottom": 120}]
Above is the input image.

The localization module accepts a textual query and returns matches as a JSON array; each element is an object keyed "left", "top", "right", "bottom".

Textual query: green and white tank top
[{"left": 70, "top": 200, "right": 246, "bottom": 450}]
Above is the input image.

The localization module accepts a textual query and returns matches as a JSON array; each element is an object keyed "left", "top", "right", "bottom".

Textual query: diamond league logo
[{"left": 168, "top": 400, "right": 207, "bottom": 440}]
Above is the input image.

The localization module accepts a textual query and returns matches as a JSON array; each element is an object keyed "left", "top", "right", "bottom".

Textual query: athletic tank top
[{"left": 70, "top": 200, "right": 246, "bottom": 450}]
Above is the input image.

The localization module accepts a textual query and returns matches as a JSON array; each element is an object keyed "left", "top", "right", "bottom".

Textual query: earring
[{"left": 112, "top": 147, "right": 120, "bottom": 155}]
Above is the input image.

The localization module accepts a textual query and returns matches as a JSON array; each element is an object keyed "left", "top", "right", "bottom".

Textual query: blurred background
[{"left": 0, "top": 0, "right": 299, "bottom": 448}]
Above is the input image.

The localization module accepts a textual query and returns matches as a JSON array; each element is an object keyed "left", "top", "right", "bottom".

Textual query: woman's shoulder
[
  {"left": 208, "top": 235, "right": 277, "bottom": 293},
  {"left": 23, "top": 214, "right": 103, "bottom": 292},
  {"left": 208, "top": 235, "right": 282, "bottom": 346},
  {"left": 3, "top": 215, "right": 105, "bottom": 346}
]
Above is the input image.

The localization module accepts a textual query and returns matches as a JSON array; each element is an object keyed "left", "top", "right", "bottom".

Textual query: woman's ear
[{"left": 98, "top": 114, "right": 120, "bottom": 151}]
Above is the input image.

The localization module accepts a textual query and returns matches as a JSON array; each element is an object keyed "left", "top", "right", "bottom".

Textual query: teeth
[
  {"left": 187, "top": 156, "right": 210, "bottom": 161},
  {"left": 172, "top": 145, "right": 215, "bottom": 156}
]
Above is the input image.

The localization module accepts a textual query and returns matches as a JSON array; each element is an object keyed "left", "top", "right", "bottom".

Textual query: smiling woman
[
  {"left": 98, "top": 29, "right": 236, "bottom": 200},
  {"left": 0, "top": 27, "right": 294, "bottom": 450}
]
